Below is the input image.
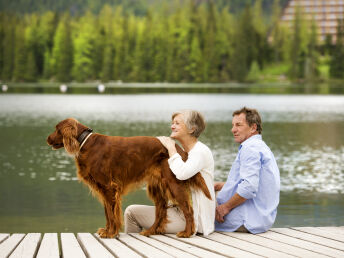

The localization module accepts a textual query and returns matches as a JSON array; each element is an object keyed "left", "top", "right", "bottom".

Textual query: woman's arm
[
  {"left": 157, "top": 136, "right": 177, "bottom": 157},
  {"left": 157, "top": 136, "right": 205, "bottom": 180}
]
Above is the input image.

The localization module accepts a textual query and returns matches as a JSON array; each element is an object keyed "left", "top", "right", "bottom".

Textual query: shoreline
[{"left": 1, "top": 82, "right": 344, "bottom": 94}]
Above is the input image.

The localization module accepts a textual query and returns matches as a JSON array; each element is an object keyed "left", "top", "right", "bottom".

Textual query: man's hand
[
  {"left": 214, "top": 181, "right": 225, "bottom": 191},
  {"left": 215, "top": 203, "right": 231, "bottom": 223},
  {"left": 215, "top": 193, "right": 247, "bottom": 223}
]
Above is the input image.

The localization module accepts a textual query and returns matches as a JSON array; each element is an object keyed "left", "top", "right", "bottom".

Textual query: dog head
[{"left": 47, "top": 118, "right": 80, "bottom": 155}]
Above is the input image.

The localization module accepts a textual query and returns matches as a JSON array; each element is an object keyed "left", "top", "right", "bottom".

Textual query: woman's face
[{"left": 170, "top": 114, "right": 190, "bottom": 140}]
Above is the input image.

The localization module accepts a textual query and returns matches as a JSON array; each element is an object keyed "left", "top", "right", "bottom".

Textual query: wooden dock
[{"left": 0, "top": 227, "right": 343, "bottom": 257}]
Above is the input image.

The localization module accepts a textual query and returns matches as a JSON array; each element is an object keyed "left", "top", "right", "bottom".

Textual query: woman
[{"left": 124, "top": 110, "right": 215, "bottom": 236}]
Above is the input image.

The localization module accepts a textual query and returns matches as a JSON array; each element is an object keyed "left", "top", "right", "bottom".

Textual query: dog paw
[
  {"left": 97, "top": 228, "right": 107, "bottom": 238},
  {"left": 105, "top": 232, "right": 118, "bottom": 238},
  {"left": 155, "top": 227, "right": 166, "bottom": 235},
  {"left": 98, "top": 230, "right": 118, "bottom": 238},
  {"left": 97, "top": 228, "right": 118, "bottom": 238},
  {"left": 176, "top": 230, "right": 192, "bottom": 238},
  {"left": 140, "top": 228, "right": 165, "bottom": 237},
  {"left": 140, "top": 230, "right": 152, "bottom": 237}
]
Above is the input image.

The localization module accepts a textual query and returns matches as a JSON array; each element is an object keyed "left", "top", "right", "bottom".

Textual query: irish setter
[{"left": 47, "top": 118, "right": 211, "bottom": 238}]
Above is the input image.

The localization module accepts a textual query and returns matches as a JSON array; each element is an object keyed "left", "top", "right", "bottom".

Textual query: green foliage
[
  {"left": 0, "top": 14, "right": 16, "bottom": 80},
  {"left": 269, "top": 0, "right": 289, "bottom": 63},
  {"left": 0, "top": 1, "right": 341, "bottom": 83},
  {"left": 13, "top": 25, "right": 27, "bottom": 81},
  {"left": 246, "top": 60, "right": 261, "bottom": 82},
  {"left": 72, "top": 12, "right": 97, "bottom": 82},
  {"left": 288, "top": 7, "right": 308, "bottom": 80},
  {"left": 230, "top": 6, "right": 261, "bottom": 82},
  {"left": 330, "top": 19, "right": 344, "bottom": 79},
  {"left": 0, "top": 0, "right": 288, "bottom": 16},
  {"left": 51, "top": 14, "right": 73, "bottom": 82},
  {"left": 304, "top": 20, "right": 319, "bottom": 81}
]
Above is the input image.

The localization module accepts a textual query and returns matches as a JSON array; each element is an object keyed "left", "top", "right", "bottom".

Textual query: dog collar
[
  {"left": 78, "top": 128, "right": 93, "bottom": 145},
  {"left": 79, "top": 132, "right": 93, "bottom": 151}
]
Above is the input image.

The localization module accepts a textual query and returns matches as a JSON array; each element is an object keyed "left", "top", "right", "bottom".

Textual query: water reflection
[
  {"left": 1, "top": 94, "right": 344, "bottom": 124},
  {"left": 0, "top": 94, "right": 343, "bottom": 232}
]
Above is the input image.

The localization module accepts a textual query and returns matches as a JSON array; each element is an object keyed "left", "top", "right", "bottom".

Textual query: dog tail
[{"left": 190, "top": 173, "right": 212, "bottom": 200}]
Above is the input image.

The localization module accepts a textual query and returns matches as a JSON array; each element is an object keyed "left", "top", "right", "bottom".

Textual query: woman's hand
[{"left": 157, "top": 136, "right": 177, "bottom": 157}]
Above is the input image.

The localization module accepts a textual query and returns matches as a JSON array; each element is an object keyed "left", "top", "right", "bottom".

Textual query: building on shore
[{"left": 280, "top": 0, "right": 344, "bottom": 42}]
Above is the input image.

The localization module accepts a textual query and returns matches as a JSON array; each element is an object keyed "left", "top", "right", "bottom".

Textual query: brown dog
[{"left": 47, "top": 118, "right": 211, "bottom": 238}]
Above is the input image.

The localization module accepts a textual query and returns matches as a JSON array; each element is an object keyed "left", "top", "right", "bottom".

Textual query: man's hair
[
  {"left": 172, "top": 110, "right": 206, "bottom": 138},
  {"left": 232, "top": 107, "right": 262, "bottom": 134}
]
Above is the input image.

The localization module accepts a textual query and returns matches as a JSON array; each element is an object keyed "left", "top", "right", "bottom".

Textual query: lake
[{"left": 0, "top": 93, "right": 343, "bottom": 233}]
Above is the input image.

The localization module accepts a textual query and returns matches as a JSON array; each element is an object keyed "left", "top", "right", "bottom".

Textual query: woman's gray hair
[{"left": 172, "top": 110, "right": 206, "bottom": 138}]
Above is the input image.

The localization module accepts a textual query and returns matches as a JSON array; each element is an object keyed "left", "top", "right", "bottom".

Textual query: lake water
[{"left": 0, "top": 93, "right": 343, "bottom": 233}]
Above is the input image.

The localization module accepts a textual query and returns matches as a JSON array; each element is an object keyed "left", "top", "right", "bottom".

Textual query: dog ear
[{"left": 59, "top": 118, "right": 79, "bottom": 155}]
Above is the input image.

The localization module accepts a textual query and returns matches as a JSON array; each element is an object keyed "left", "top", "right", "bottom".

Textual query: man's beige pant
[{"left": 124, "top": 205, "right": 186, "bottom": 233}]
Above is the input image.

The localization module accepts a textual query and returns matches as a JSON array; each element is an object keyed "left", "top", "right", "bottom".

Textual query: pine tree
[
  {"left": 1, "top": 15, "right": 16, "bottom": 81},
  {"left": 13, "top": 25, "right": 27, "bottom": 81},
  {"left": 288, "top": 6, "right": 308, "bottom": 80},
  {"left": 305, "top": 19, "right": 319, "bottom": 81},
  {"left": 43, "top": 49, "right": 52, "bottom": 79},
  {"left": 112, "top": 6, "right": 125, "bottom": 81},
  {"left": 72, "top": 12, "right": 96, "bottom": 82},
  {"left": 24, "top": 50, "right": 38, "bottom": 82},
  {"left": 51, "top": 14, "right": 73, "bottom": 82},
  {"left": 230, "top": 6, "right": 257, "bottom": 82},
  {"left": 130, "top": 19, "right": 145, "bottom": 82},
  {"left": 252, "top": 0, "right": 269, "bottom": 69},
  {"left": 270, "top": 0, "right": 289, "bottom": 63},
  {"left": 203, "top": 0, "right": 218, "bottom": 82},
  {"left": 24, "top": 16, "right": 41, "bottom": 81},
  {"left": 330, "top": 19, "right": 344, "bottom": 79},
  {"left": 188, "top": 35, "right": 203, "bottom": 82},
  {"left": 0, "top": 14, "right": 4, "bottom": 79},
  {"left": 214, "top": 7, "right": 233, "bottom": 82}
]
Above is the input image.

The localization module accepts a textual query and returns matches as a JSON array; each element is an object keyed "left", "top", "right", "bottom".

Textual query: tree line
[
  {"left": 0, "top": 0, "right": 343, "bottom": 83},
  {"left": 0, "top": 0, "right": 290, "bottom": 16}
]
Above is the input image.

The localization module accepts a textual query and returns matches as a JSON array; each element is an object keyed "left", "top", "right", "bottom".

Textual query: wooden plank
[
  {"left": 36, "top": 233, "right": 59, "bottom": 258},
  {"left": 130, "top": 233, "right": 197, "bottom": 258},
  {"left": 151, "top": 234, "right": 226, "bottom": 258},
  {"left": 220, "top": 231, "right": 326, "bottom": 258},
  {"left": 271, "top": 228, "right": 344, "bottom": 252},
  {"left": 0, "top": 234, "right": 9, "bottom": 244},
  {"left": 9, "top": 233, "right": 41, "bottom": 258},
  {"left": 168, "top": 234, "right": 261, "bottom": 258},
  {"left": 95, "top": 234, "right": 142, "bottom": 258},
  {"left": 77, "top": 233, "right": 114, "bottom": 258},
  {"left": 294, "top": 227, "right": 344, "bottom": 242},
  {"left": 259, "top": 230, "right": 344, "bottom": 258},
  {"left": 0, "top": 234, "right": 25, "bottom": 258},
  {"left": 61, "top": 233, "right": 86, "bottom": 258},
  {"left": 316, "top": 227, "right": 344, "bottom": 235},
  {"left": 118, "top": 233, "right": 173, "bottom": 258},
  {"left": 210, "top": 232, "right": 295, "bottom": 258}
]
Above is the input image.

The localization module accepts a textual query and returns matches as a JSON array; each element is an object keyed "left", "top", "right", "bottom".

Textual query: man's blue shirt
[{"left": 215, "top": 134, "right": 280, "bottom": 234}]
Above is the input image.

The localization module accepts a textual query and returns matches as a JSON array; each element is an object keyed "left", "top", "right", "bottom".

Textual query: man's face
[{"left": 231, "top": 113, "right": 257, "bottom": 144}]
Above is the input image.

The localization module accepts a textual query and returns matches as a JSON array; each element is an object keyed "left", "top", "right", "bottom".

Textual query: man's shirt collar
[{"left": 239, "top": 134, "right": 262, "bottom": 150}]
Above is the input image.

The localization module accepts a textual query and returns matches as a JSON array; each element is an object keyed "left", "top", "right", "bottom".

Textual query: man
[{"left": 215, "top": 107, "right": 280, "bottom": 234}]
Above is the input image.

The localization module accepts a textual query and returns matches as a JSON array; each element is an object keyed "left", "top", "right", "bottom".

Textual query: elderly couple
[{"left": 124, "top": 107, "right": 280, "bottom": 236}]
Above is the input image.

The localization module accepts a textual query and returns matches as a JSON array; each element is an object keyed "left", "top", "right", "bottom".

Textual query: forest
[{"left": 0, "top": 0, "right": 343, "bottom": 83}]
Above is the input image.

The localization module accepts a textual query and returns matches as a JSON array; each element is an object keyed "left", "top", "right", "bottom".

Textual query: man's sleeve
[{"left": 236, "top": 146, "right": 261, "bottom": 199}]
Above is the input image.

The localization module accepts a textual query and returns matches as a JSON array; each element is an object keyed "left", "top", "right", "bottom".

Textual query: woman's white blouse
[{"left": 168, "top": 141, "right": 215, "bottom": 236}]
